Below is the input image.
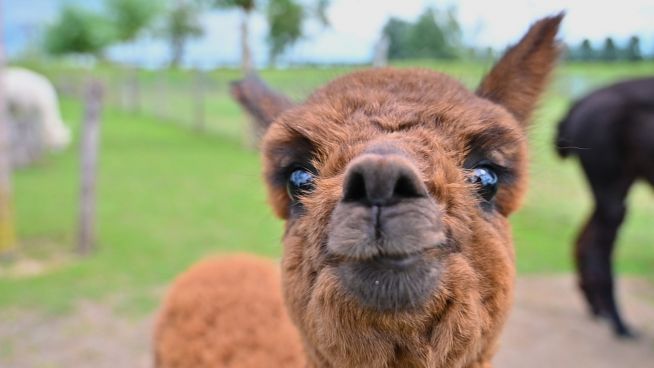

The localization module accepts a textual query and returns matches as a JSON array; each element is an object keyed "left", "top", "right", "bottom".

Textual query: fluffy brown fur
[
  {"left": 154, "top": 255, "right": 305, "bottom": 368},
  {"left": 155, "top": 14, "right": 563, "bottom": 368}
]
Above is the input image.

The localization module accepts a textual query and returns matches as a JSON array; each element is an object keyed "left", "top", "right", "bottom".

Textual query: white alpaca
[{"left": 4, "top": 67, "right": 71, "bottom": 151}]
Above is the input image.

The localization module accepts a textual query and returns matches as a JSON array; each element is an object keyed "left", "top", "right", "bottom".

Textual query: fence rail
[{"left": 52, "top": 68, "right": 250, "bottom": 145}]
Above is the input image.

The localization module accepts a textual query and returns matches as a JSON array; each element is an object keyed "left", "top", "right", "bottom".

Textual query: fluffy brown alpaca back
[
  {"left": 154, "top": 255, "right": 305, "bottom": 367},
  {"left": 155, "top": 15, "right": 562, "bottom": 368}
]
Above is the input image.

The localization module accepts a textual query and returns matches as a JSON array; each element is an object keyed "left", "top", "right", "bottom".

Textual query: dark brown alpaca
[
  {"left": 555, "top": 77, "right": 654, "bottom": 337},
  {"left": 155, "top": 14, "right": 563, "bottom": 368}
]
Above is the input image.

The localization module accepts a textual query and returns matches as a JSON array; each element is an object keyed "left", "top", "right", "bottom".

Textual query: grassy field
[{"left": 0, "top": 61, "right": 652, "bottom": 314}]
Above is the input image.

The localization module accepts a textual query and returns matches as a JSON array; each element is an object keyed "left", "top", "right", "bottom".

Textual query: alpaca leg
[
  {"left": 575, "top": 205, "right": 631, "bottom": 336},
  {"left": 575, "top": 217, "right": 601, "bottom": 317},
  {"left": 575, "top": 170, "right": 635, "bottom": 337}
]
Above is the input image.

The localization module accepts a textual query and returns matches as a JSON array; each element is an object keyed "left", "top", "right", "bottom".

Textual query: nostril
[
  {"left": 393, "top": 173, "right": 425, "bottom": 199},
  {"left": 342, "top": 171, "right": 367, "bottom": 202}
]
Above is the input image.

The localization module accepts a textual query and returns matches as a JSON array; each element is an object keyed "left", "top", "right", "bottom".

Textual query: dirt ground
[
  {"left": 1, "top": 275, "right": 653, "bottom": 368},
  {"left": 495, "top": 276, "right": 654, "bottom": 367}
]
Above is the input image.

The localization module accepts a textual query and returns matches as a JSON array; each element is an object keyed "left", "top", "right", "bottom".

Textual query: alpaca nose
[{"left": 342, "top": 154, "right": 427, "bottom": 206}]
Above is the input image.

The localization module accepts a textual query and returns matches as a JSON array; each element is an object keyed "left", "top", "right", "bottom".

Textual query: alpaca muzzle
[{"left": 327, "top": 151, "right": 446, "bottom": 311}]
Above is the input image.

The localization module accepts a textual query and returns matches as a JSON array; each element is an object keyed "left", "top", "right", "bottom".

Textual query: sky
[{"left": 3, "top": 0, "right": 654, "bottom": 68}]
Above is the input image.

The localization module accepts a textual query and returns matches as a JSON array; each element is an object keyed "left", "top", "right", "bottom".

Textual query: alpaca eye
[
  {"left": 469, "top": 166, "right": 499, "bottom": 201},
  {"left": 287, "top": 169, "right": 315, "bottom": 201}
]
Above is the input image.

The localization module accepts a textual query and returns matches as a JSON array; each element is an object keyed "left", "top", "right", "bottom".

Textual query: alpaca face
[
  {"left": 262, "top": 15, "right": 562, "bottom": 368},
  {"left": 263, "top": 70, "right": 523, "bottom": 367}
]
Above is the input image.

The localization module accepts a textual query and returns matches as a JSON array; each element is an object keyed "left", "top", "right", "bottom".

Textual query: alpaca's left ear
[
  {"left": 230, "top": 74, "right": 294, "bottom": 131},
  {"left": 476, "top": 13, "right": 564, "bottom": 127}
]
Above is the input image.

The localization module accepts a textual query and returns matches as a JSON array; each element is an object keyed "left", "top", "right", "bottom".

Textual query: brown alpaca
[
  {"left": 154, "top": 255, "right": 306, "bottom": 367},
  {"left": 155, "top": 15, "right": 563, "bottom": 368}
]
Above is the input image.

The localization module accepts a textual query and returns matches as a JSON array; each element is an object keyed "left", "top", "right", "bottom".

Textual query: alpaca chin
[{"left": 336, "top": 255, "right": 441, "bottom": 311}]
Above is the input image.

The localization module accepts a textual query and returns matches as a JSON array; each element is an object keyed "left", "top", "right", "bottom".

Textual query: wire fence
[
  {"left": 51, "top": 68, "right": 252, "bottom": 145},
  {"left": 47, "top": 63, "right": 653, "bottom": 150}
]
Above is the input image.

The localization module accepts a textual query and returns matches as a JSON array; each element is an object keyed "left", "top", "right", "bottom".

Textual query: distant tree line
[
  {"left": 382, "top": 8, "right": 462, "bottom": 60},
  {"left": 567, "top": 36, "right": 650, "bottom": 62},
  {"left": 41, "top": 1, "right": 653, "bottom": 67},
  {"left": 42, "top": 0, "right": 330, "bottom": 69}
]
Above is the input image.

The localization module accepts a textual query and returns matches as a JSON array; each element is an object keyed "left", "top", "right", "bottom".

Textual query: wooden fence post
[
  {"left": 193, "top": 69, "right": 205, "bottom": 132},
  {"left": 77, "top": 80, "right": 103, "bottom": 256},
  {"left": 154, "top": 75, "right": 169, "bottom": 121},
  {"left": 128, "top": 67, "right": 140, "bottom": 113},
  {"left": 0, "top": 0, "right": 16, "bottom": 255}
]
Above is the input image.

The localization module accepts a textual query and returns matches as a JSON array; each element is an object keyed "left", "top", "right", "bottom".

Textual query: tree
[
  {"left": 44, "top": 5, "right": 116, "bottom": 58},
  {"left": 383, "top": 18, "right": 413, "bottom": 59},
  {"left": 211, "top": 0, "right": 256, "bottom": 72},
  {"left": 409, "top": 8, "right": 459, "bottom": 59},
  {"left": 440, "top": 6, "right": 462, "bottom": 55},
  {"left": 266, "top": 0, "right": 330, "bottom": 66},
  {"left": 209, "top": 0, "right": 329, "bottom": 70},
  {"left": 601, "top": 37, "right": 618, "bottom": 61},
  {"left": 106, "top": 0, "right": 161, "bottom": 43},
  {"left": 625, "top": 35, "right": 642, "bottom": 61},
  {"left": 382, "top": 7, "right": 461, "bottom": 60},
  {"left": 579, "top": 39, "right": 594, "bottom": 61},
  {"left": 0, "top": 0, "right": 16, "bottom": 254},
  {"left": 266, "top": 0, "right": 303, "bottom": 66},
  {"left": 160, "top": 0, "right": 204, "bottom": 67}
]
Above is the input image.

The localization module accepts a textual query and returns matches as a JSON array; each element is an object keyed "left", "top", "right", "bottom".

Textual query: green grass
[
  {"left": 1, "top": 61, "right": 653, "bottom": 314},
  {"left": 1, "top": 99, "right": 283, "bottom": 313}
]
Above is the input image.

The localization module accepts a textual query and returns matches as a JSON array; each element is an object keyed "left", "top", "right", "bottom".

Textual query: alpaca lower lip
[{"left": 371, "top": 253, "right": 421, "bottom": 270}]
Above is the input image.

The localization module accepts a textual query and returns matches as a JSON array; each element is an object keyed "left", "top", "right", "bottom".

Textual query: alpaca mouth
[
  {"left": 372, "top": 253, "right": 422, "bottom": 269},
  {"left": 336, "top": 252, "right": 440, "bottom": 312}
]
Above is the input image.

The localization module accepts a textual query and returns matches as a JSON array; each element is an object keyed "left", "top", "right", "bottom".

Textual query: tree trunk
[
  {"left": 170, "top": 38, "right": 184, "bottom": 68},
  {"left": 170, "top": 37, "right": 184, "bottom": 68},
  {"left": 77, "top": 81, "right": 103, "bottom": 256},
  {"left": 0, "top": 0, "right": 16, "bottom": 255},
  {"left": 240, "top": 10, "right": 253, "bottom": 73}
]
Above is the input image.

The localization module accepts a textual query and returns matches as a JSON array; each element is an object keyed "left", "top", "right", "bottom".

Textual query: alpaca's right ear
[
  {"left": 476, "top": 14, "right": 564, "bottom": 127},
  {"left": 230, "top": 74, "right": 295, "bottom": 131}
]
